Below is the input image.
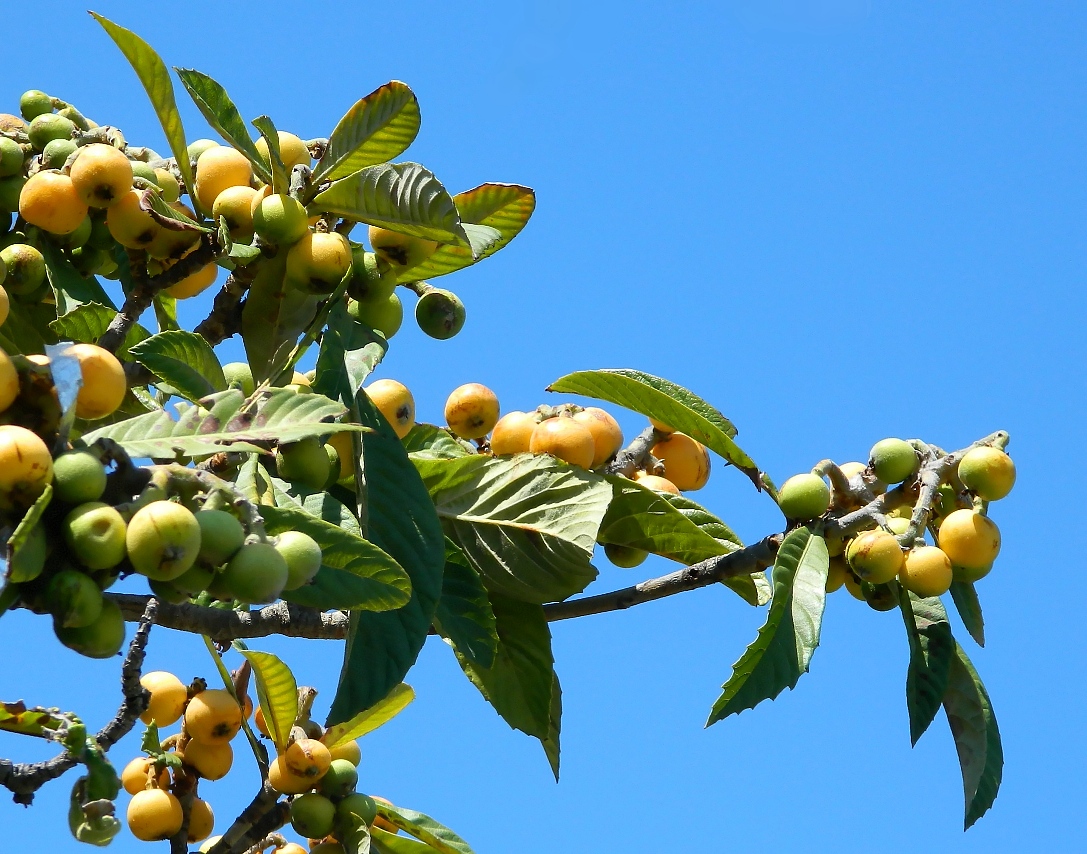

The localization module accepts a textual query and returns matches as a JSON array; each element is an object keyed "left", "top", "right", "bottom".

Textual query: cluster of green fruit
[
  {"left": 0, "top": 90, "right": 468, "bottom": 340},
  {"left": 776, "top": 437, "right": 1015, "bottom": 605}
]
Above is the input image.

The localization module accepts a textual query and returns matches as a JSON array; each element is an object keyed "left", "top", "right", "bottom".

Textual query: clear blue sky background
[{"left": 1, "top": 1, "right": 1084, "bottom": 851}]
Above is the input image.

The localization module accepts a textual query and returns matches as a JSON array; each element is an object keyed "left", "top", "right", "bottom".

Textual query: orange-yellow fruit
[
  {"left": 0, "top": 285, "right": 9, "bottom": 327},
  {"left": 165, "top": 250, "right": 219, "bottom": 299},
  {"left": 106, "top": 189, "right": 161, "bottom": 249},
  {"left": 490, "top": 411, "right": 537, "bottom": 455},
  {"left": 368, "top": 225, "right": 438, "bottom": 269},
  {"left": 121, "top": 756, "right": 171, "bottom": 795},
  {"left": 69, "top": 143, "right": 133, "bottom": 208},
  {"left": 187, "top": 798, "right": 215, "bottom": 843},
  {"left": 529, "top": 417, "right": 595, "bottom": 469},
  {"left": 19, "top": 170, "right": 88, "bottom": 234},
  {"left": 286, "top": 231, "right": 352, "bottom": 294},
  {"left": 958, "top": 446, "right": 1016, "bottom": 501},
  {"left": 278, "top": 845, "right": 308, "bottom": 854},
  {"left": 211, "top": 184, "right": 257, "bottom": 243},
  {"left": 70, "top": 342, "right": 126, "bottom": 420},
  {"left": 256, "top": 131, "right": 311, "bottom": 171},
  {"left": 649, "top": 432, "right": 710, "bottom": 491},
  {"left": 649, "top": 417, "right": 674, "bottom": 433},
  {"left": 268, "top": 755, "right": 315, "bottom": 795},
  {"left": 326, "top": 739, "right": 361, "bottom": 766},
  {"left": 194, "top": 145, "right": 252, "bottom": 212},
  {"left": 139, "top": 670, "right": 188, "bottom": 727},
  {"left": 444, "top": 383, "right": 500, "bottom": 440},
  {"left": 180, "top": 738, "right": 233, "bottom": 781},
  {"left": 631, "top": 471, "right": 681, "bottom": 495},
  {"left": 0, "top": 349, "right": 18, "bottom": 412},
  {"left": 254, "top": 705, "right": 269, "bottom": 737},
  {"left": 127, "top": 788, "right": 184, "bottom": 842},
  {"left": 826, "top": 556, "right": 847, "bottom": 593},
  {"left": 843, "top": 571, "right": 866, "bottom": 601},
  {"left": 285, "top": 738, "right": 333, "bottom": 780},
  {"left": 364, "top": 379, "right": 415, "bottom": 439},
  {"left": 899, "top": 546, "right": 953, "bottom": 598},
  {"left": 573, "top": 407, "right": 624, "bottom": 468},
  {"left": 327, "top": 431, "right": 357, "bottom": 480},
  {"left": 371, "top": 796, "right": 399, "bottom": 833},
  {"left": 846, "top": 530, "right": 904, "bottom": 584},
  {"left": 937, "top": 509, "right": 1000, "bottom": 572},
  {"left": 146, "top": 202, "right": 201, "bottom": 260},
  {"left": 0, "top": 425, "right": 54, "bottom": 506},
  {"left": 154, "top": 168, "right": 181, "bottom": 203},
  {"left": 184, "top": 689, "right": 242, "bottom": 745}
]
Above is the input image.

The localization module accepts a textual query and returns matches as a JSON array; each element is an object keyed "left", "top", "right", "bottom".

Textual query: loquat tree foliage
[{"left": 0, "top": 12, "right": 1013, "bottom": 853}]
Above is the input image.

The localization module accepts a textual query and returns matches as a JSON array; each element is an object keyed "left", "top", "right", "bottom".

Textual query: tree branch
[
  {"left": 194, "top": 262, "right": 259, "bottom": 345},
  {"left": 204, "top": 783, "right": 281, "bottom": 854},
  {"left": 110, "top": 595, "right": 347, "bottom": 640},
  {"left": 0, "top": 600, "right": 156, "bottom": 803}
]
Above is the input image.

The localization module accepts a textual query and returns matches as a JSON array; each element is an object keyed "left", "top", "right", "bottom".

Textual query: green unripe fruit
[
  {"left": 54, "top": 596, "right": 125, "bottom": 658},
  {"left": 861, "top": 580, "right": 899, "bottom": 612},
  {"left": 130, "top": 161, "right": 158, "bottom": 184},
  {"left": 53, "top": 450, "right": 108, "bottom": 505},
  {"left": 187, "top": 139, "right": 219, "bottom": 162},
  {"left": 46, "top": 569, "right": 103, "bottom": 628},
  {"left": 219, "top": 542, "right": 289, "bottom": 604},
  {"left": 603, "top": 542, "right": 648, "bottom": 569},
  {"left": 348, "top": 292, "right": 403, "bottom": 338},
  {"left": 63, "top": 502, "right": 127, "bottom": 570},
  {"left": 0, "top": 243, "right": 45, "bottom": 295},
  {"left": 59, "top": 214, "right": 93, "bottom": 249},
  {"left": 70, "top": 245, "right": 105, "bottom": 276},
  {"left": 276, "top": 530, "right": 323, "bottom": 590},
  {"left": 19, "top": 90, "right": 53, "bottom": 121},
  {"left": 252, "top": 193, "right": 308, "bottom": 245},
  {"left": 126, "top": 500, "right": 202, "bottom": 581},
  {"left": 41, "top": 138, "right": 77, "bottom": 170},
  {"left": 0, "top": 176, "right": 26, "bottom": 213},
  {"left": 957, "top": 446, "right": 1016, "bottom": 501},
  {"left": 223, "top": 362, "right": 255, "bottom": 396},
  {"left": 87, "top": 215, "right": 114, "bottom": 250},
  {"left": 8, "top": 522, "right": 47, "bottom": 583},
  {"left": 869, "top": 438, "right": 919, "bottom": 485},
  {"left": 0, "top": 138, "right": 22, "bottom": 178},
  {"left": 336, "top": 793, "right": 379, "bottom": 834},
  {"left": 290, "top": 793, "right": 337, "bottom": 839},
  {"left": 275, "top": 436, "right": 332, "bottom": 491},
  {"left": 147, "top": 577, "right": 191, "bottom": 605},
  {"left": 317, "top": 759, "right": 358, "bottom": 799},
  {"left": 846, "top": 529, "right": 904, "bottom": 584},
  {"left": 195, "top": 509, "right": 245, "bottom": 567},
  {"left": 172, "top": 563, "right": 216, "bottom": 596},
  {"left": 777, "top": 473, "right": 832, "bottom": 520},
  {"left": 322, "top": 444, "right": 341, "bottom": 491},
  {"left": 415, "top": 287, "right": 466, "bottom": 340},
  {"left": 27, "top": 113, "right": 75, "bottom": 152},
  {"left": 346, "top": 248, "right": 397, "bottom": 302}
]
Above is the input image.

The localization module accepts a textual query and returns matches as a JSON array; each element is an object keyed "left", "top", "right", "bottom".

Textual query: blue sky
[{"left": 1, "top": 2, "right": 1084, "bottom": 851}]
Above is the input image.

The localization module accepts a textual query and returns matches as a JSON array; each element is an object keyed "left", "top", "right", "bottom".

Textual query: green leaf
[
  {"left": 327, "top": 392, "right": 446, "bottom": 726},
  {"left": 943, "top": 642, "right": 1003, "bottom": 829},
  {"left": 547, "top": 369, "right": 767, "bottom": 489},
  {"left": 128, "top": 330, "right": 226, "bottom": 401},
  {"left": 315, "top": 81, "right": 421, "bottom": 182},
  {"left": 0, "top": 701, "right": 67, "bottom": 738},
  {"left": 396, "top": 184, "right": 536, "bottom": 283},
  {"left": 80, "top": 388, "right": 362, "bottom": 459},
  {"left": 433, "top": 542, "right": 499, "bottom": 668},
  {"left": 313, "top": 300, "right": 387, "bottom": 404},
  {"left": 90, "top": 13, "right": 194, "bottom": 201},
  {"left": 415, "top": 454, "right": 612, "bottom": 604},
  {"left": 542, "top": 672, "right": 562, "bottom": 781},
  {"left": 200, "top": 636, "right": 269, "bottom": 769},
  {"left": 241, "top": 253, "right": 321, "bottom": 382},
  {"left": 310, "top": 162, "right": 471, "bottom": 247},
  {"left": 173, "top": 67, "right": 272, "bottom": 187},
  {"left": 373, "top": 803, "right": 477, "bottom": 854},
  {"left": 153, "top": 294, "right": 179, "bottom": 332},
  {"left": 899, "top": 590, "right": 954, "bottom": 746},
  {"left": 597, "top": 475, "right": 767, "bottom": 605},
  {"left": 262, "top": 504, "right": 411, "bottom": 612},
  {"left": 4, "top": 484, "right": 52, "bottom": 585},
  {"left": 232, "top": 646, "right": 297, "bottom": 752},
  {"left": 252, "top": 115, "right": 290, "bottom": 194},
  {"left": 403, "top": 424, "right": 476, "bottom": 461},
  {"left": 949, "top": 580, "right": 985, "bottom": 647},
  {"left": 322, "top": 683, "right": 414, "bottom": 748},
  {"left": 50, "top": 303, "right": 149, "bottom": 358},
  {"left": 40, "top": 239, "right": 116, "bottom": 312},
  {"left": 454, "top": 593, "right": 556, "bottom": 761},
  {"left": 0, "top": 298, "right": 56, "bottom": 355},
  {"left": 707, "top": 528, "right": 829, "bottom": 724},
  {"left": 371, "top": 830, "right": 429, "bottom": 853}
]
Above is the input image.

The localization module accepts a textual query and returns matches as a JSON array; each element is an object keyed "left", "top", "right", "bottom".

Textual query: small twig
[
  {"left": 604, "top": 426, "right": 659, "bottom": 477},
  {"left": 98, "top": 235, "right": 220, "bottom": 353},
  {"left": 205, "top": 784, "right": 281, "bottom": 854},
  {"left": 194, "top": 264, "right": 259, "bottom": 345},
  {"left": 0, "top": 600, "right": 156, "bottom": 803}
]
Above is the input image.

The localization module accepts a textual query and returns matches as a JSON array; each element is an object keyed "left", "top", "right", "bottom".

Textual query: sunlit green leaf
[
  {"left": 0, "top": 701, "right": 67, "bottom": 738},
  {"left": 50, "top": 303, "right": 149, "bottom": 359},
  {"left": 322, "top": 683, "right": 414, "bottom": 748},
  {"left": 129, "top": 330, "right": 226, "bottom": 401},
  {"left": 315, "top": 81, "right": 421, "bottom": 182},
  {"left": 232, "top": 645, "right": 297, "bottom": 752},
  {"left": 373, "top": 802, "right": 477, "bottom": 854}
]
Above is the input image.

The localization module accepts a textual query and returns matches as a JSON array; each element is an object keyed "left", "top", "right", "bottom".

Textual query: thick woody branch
[
  {"left": 194, "top": 263, "right": 260, "bottom": 345},
  {"left": 604, "top": 426, "right": 660, "bottom": 477},
  {"left": 205, "top": 784, "right": 281, "bottom": 854},
  {"left": 0, "top": 600, "right": 156, "bottom": 803},
  {"left": 98, "top": 235, "right": 220, "bottom": 354},
  {"left": 110, "top": 595, "right": 347, "bottom": 640}
]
